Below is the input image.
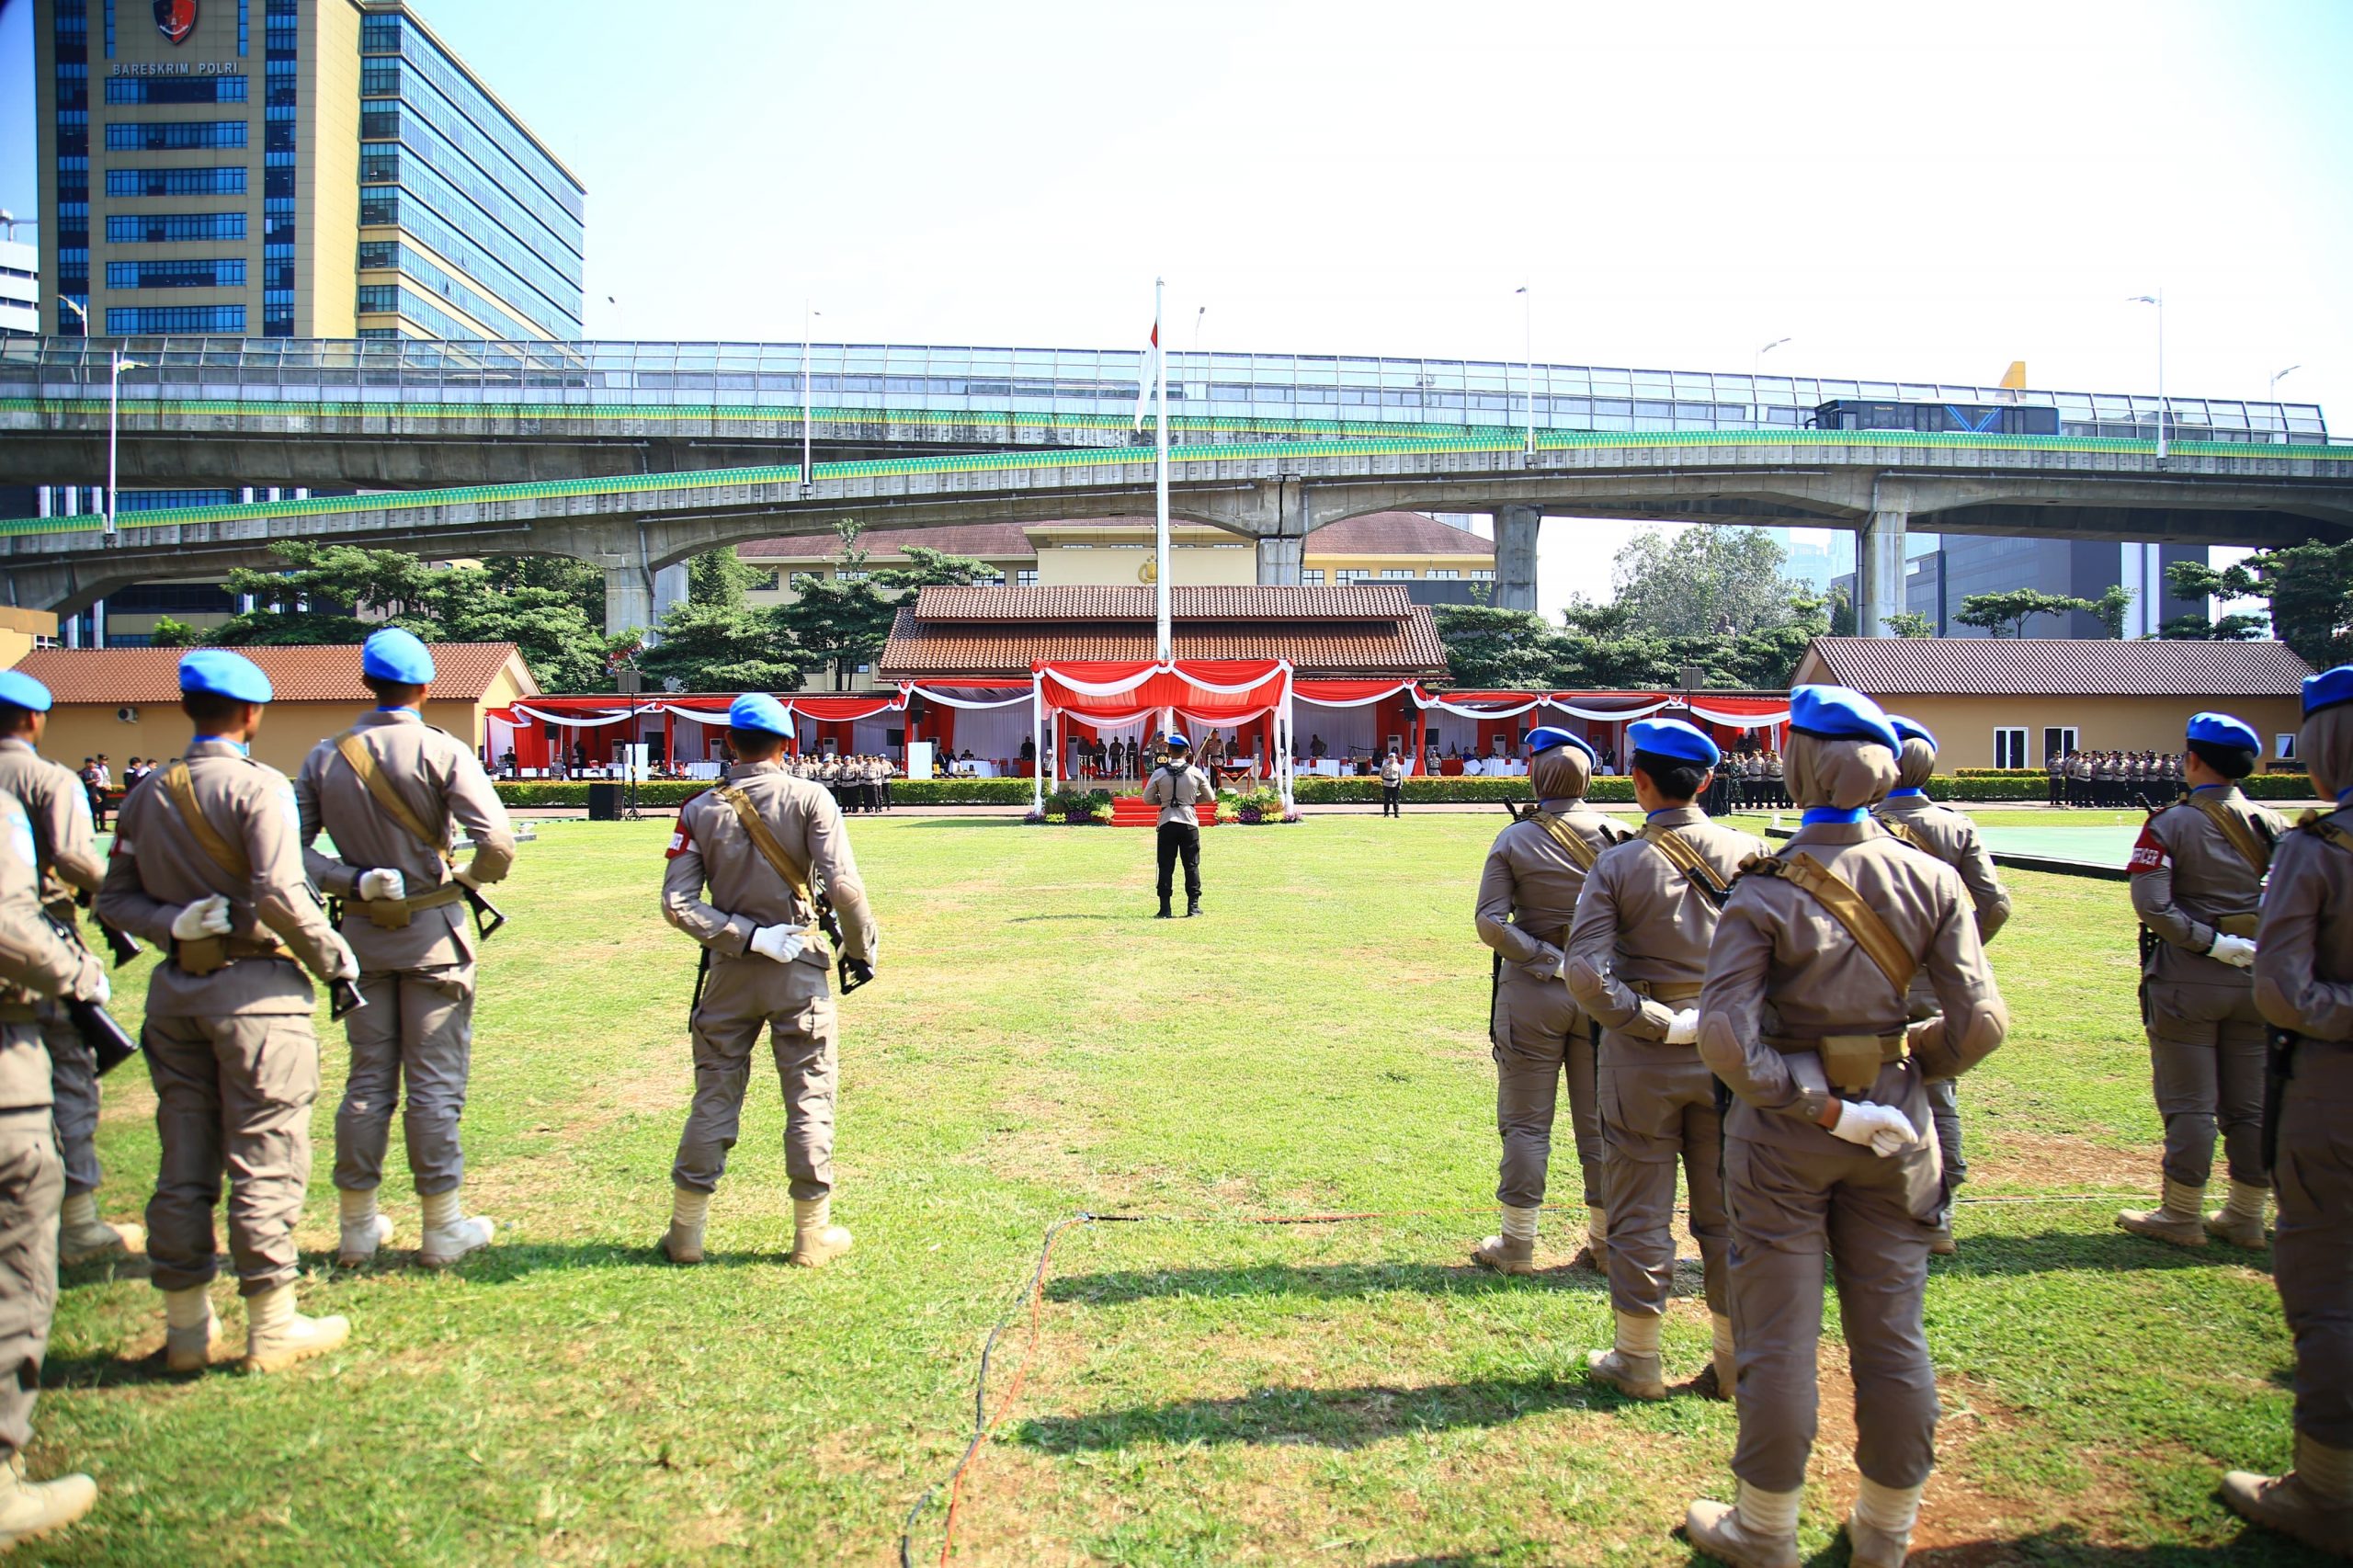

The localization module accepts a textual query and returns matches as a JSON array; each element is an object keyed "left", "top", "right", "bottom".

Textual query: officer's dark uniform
[{"left": 1142, "top": 736, "right": 1209, "bottom": 918}]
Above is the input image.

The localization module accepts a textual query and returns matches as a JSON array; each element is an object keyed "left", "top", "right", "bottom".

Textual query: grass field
[{"left": 35, "top": 813, "right": 2330, "bottom": 1565}]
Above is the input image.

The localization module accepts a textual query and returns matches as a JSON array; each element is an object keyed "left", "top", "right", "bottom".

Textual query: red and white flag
[{"left": 1132, "top": 316, "right": 1160, "bottom": 431}]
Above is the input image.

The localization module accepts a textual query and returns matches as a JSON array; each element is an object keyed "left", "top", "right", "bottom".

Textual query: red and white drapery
[{"left": 1028, "top": 660, "right": 1297, "bottom": 810}]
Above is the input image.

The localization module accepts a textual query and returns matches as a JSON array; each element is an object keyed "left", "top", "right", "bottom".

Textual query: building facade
[
  {"left": 0, "top": 238, "right": 38, "bottom": 336},
  {"left": 34, "top": 0, "right": 583, "bottom": 340},
  {"left": 1835, "top": 535, "right": 2210, "bottom": 639}
]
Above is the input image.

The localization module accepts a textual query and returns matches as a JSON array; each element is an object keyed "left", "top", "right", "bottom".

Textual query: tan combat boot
[
  {"left": 1586, "top": 1309, "right": 1667, "bottom": 1400},
  {"left": 659, "top": 1187, "right": 709, "bottom": 1266},
  {"left": 1684, "top": 1483, "right": 1802, "bottom": 1568},
  {"left": 2222, "top": 1434, "right": 2353, "bottom": 1558},
  {"left": 418, "top": 1189, "right": 494, "bottom": 1268},
  {"left": 336, "top": 1187, "right": 395, "bottom": 1268},
  {"left": 1845, "top": 1513, "right": 1912, "bottom": 1568},
  {"left": 1688, "top": 1311, "right": 1736, "bottom": 1402},
  {"left": 1571, "top": 1206, "right": 1610, "bottom": 1272},
  {"left": 2205, "top": 1181, "right": 2271, "bottom": 1251},
  {"left": 790, "top": 1196, "right": 853, "bottom": 1268},
  {"left": 0, "top": 1454, "right": 96, "bottom": 1549},
  {"left": 1471, "top": 1233, "right": 1535, "bottom": 1275},
  {"left": 2118, "top": 1177, "right": 2208, "bottom": 1248},
  {"left": 57, "top": 1192, "right": 140, "bottom": 1267},
  {"left": 162, "top": 1285, "right": 219, "bottom": 1374},
  {"left": 242, "top": 1283, "right": 349, "bottom": 1374},
  {"left": 1846, "top": 1478, "right": 1924, "bottom": 1568}
]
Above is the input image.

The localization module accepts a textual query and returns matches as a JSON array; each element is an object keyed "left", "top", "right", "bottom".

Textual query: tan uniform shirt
[
  {"left": 1874, "top": 793, "right": 2010, "bottom": 943},
  {"left": 0, "top": 738, "right": 103, "bottom": 922},
  {"left": 0, "top": 790, "right": 97, "bottom": 1107},
  {"left": 295, "top": 708, "right": 516, "bottom": 971},
  {"left": 1476, "top": 800, "right": 1631, "bottom": 977},
  {"left": 2256, "top": 809, "right": 2353, "bottom": 1040},
  {"left": 1699, "top": 818, "right": 2006, "bottom": 1144},
  {"left": 1566, "top": 807, "right": 1766, "bottom": 1041},
  {"left": 1142, "top": 764, "right": 1211, "bottom": 827},
  {"left": 2129, "top": 787, "right": 2282, "bottom": 984},
  {"left": 96, "top": 738, "right": 342, "bottom": 1018},
  {"left": 1380, "top": 756, "right": 1406, "bottom": 785},
  {"left": 663, "top": 762, "right": 877, "bottom": 971}
]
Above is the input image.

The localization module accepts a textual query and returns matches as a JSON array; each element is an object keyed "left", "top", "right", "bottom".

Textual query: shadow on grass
[
  {"left": 295, "top": 1242, "right": 804, "bottom": 1279},
  {"left": 1908, "top": 1526, "right": 2305, "bottom": 1565},
  {"left": 1015, "top": 1375, "right": 1603, "bottom": 1453},
  {"left": 1044, "top": 1260, "right": 1607, "bottom": 1306},
  {"left": 1937, "top": 1232, "right": 2273, "bottom": 1278}
]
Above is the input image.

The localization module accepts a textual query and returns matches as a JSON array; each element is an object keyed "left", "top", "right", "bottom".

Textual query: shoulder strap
[
  {"left": 1529, "top": 809, "right": 1599, "bottom": 872},
  {"left": 2298, "top": 809, "right": 2353, "bottom": 856},
  {"left": 1765, "top": 849, "right": 1919, "bottom": 997},
  {"left": 1643, "top": 824, "right": 1732, "bottom": 903},
  {"left": 1878, "top": 817, "right": 1936, "bottom": 856},
  {"left": 161, "top": 761, "right": 250, "bottom": 881},
  {"left": 335, "top": 730, "right": 454, "bottom": 868},
  {"left": 710, "top": 784, "right": 813, "bottom": 903},
  {"left": 2191, "top": 792, "right": 2273, "bottom": 876}
]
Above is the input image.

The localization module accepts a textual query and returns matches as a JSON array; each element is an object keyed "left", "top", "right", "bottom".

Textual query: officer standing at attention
[
  {"left": 1379, "top": 747, "right": 1407, "bottom": 818},
  {"left": 97, "top": 651, "right": 360, "bottom": 1374},
  {"left": 0, "top": 671, "right": 141, "bottom": 1267},
  {"left": 295, "top": 630, "right": 517, "bottom": 1270},
  {"left": 1142, "top": 733, "right": 1211, "bottom": 918},
  {"left": 1684, "top": 686, "right": 2006, "bottom": 1568},
  {"left": 2225, "top": 663, "right": 2353, "bottom": 1555},
  {"left": 1564, "top": 717, "right": 1763, "bottom": 1400},
  {"left": 1472, "top": 727, "right": 1631, "bottom": 1274},
  {"left": 659, "top": 693, "right": 877, "bottom": 1267},
  {"left": 1874, "top": 715, "right": 2012, "bottom": 1255},
  {"left": 2118, "top": 711, "right": 2282, "bottom": 1250}
]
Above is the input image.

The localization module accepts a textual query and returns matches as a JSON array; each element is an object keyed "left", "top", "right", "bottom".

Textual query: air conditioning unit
[{"left": 115, "top": 707, "right": 137, "bottom": 723}]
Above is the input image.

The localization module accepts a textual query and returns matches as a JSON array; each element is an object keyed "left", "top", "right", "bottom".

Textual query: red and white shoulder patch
[
  {"left": 2127, "top": 823, "right": 2170, "bottom": 874},
  {"left": 665, "top": 816, "right": 694, "bottom": 859}
]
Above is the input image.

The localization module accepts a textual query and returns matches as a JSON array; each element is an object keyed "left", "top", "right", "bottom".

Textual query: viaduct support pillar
[
  {"left": 1256, "top": 534, "right": 1303, "bottom": 585},
  {"left": 652, "top": 562, "right": 690, "bottom": 626},
  {"left": 1858, "top": 508, "right": 1907, "bottom": 638},
  {"left": 1494, "top": 506, "right": 1540, "bottom": 613},
  {"left": 1255, "top": 478, "right": 1307, "bottom": 585},
  {"left": 605, "top": 564, "right": 654, "bottom": 640}
]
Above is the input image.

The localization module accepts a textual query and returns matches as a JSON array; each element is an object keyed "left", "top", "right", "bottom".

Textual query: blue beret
[
  {"left": 2186, "top": 710, "right": 2259, "bottom": 752},
  {"left": 1788, "top": 685, "right": 1899, "bottom": 751},
  {"left": 178, "top": 649, "right": 272, "bottom": 704},
  {"left": 727, "top": 692, "right": 792, "bottom": 736},
  {"left": 1165, "top": 732, "right": 1190, "bottom": 749},
  {"left": 1628, "top": 717, "right": 1721, "bottom": 767},
  {"left": 2303, "top": 665, "right": 2353, "bottom": 716},
  {"left": 0, "top": 671, "right": 52, "bottom": 713},
  {"left": 1888, "top": 714, "right": 1937, "bottom": 751},
  {"left": 1525, "top": 726, "right": 1597, "bottom": 764},
  {"left": 361, "top": 627, "right": 436, "bottom": 685}
]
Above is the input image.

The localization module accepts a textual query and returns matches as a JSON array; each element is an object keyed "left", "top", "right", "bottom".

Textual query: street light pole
[
  {"left": 1516, "top": 285, "right": 1533, "bottom": 457},
  {"left": 2129, "top": 291, "right": 2165, "bottom": 462},
  {"left": 1753, "top": 336, "right": 1790, "bottom": 424},
  {"left": 57, "top": 299, "right": 141, "bottom": 545},
  {"left": 2271, "top": 364, "right": 2301, "bottom": 397}
]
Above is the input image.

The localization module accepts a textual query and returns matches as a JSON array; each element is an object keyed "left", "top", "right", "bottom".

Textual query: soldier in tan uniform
[
  {"left": 0, "top": 671, "right": 141, "bottom": 1266},
  {"left": 1472, "top": 727, "right": 1631, "bottom": 1273},
  {"left": 2226, "top": 664, "right": 2353, "bottom": 1556},
  {"left": 0, "top": 675, "right": 108, "bottom": 1544},
  {"left": 1565, "top": 718, "right": 1763, "bottom": 1400},
  {"left": 1684, "top": 686, "right": 2007, "bottom": 1568},
  {"left": 97, "top": 650, "right": 359, "bottom": 1374},
  {"left": 1142, "top": 734, "right": 1211, "bottom": 918},
  {"left": 1875, "top": 716, "right": 2012, "bottom": 1255},
  {"left": 659, "top": 692, "right": 877, "bottom": 1267},
  {"left": 2119, "top": 710, "right": 2283, "bottom": 1249},
  {"left": 294, "top": 630, "right": 517, "bottom": 1269}
]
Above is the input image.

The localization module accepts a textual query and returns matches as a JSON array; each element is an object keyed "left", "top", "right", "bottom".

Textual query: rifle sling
[
  {"left": 1878, "top": 817, "right": 1935, "bottom": 856},
  {"left": 2302, "top": 810, "right": 2353, "bottom": 857},
  {"left": 1529, "top": 809, "right": 1601, "bottom": 872},
  {"left": 1643, "top": 824, "right": 1731, "bottom": 904},
  {"left": 160, "top": 762, "right": 249, "bottom": 882},
  {"left": 335, "top": 732, "right": 455, "bottom": 869},
  {"left": 2192, "top": 793, "right": 2273, "bottom": 877},
  {"left": 710, "top": 785, "right": 816, "bottom": 915},
  {"left": 1762, "top": 850, "right": 1920, "bottom": 999}
]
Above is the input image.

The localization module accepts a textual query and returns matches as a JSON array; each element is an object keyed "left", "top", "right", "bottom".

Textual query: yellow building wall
[
  {"left": 1881, "top": 693, "right": 2308, "bottom": 770},
  {"left": 1035, "top": 533, "right": 1257, "bottom": 587},
  {"left": 43, "top": 695, "right": 500, "bottom": 781},
  {"left": 1301, "top": 547, "right": 1493, "bottom": 584},
  {"left": 0, "top": 609, "right": 59, "bottom": 670},
  {"left": 304, "top": 0, "right": 364, "bottom": 337}
]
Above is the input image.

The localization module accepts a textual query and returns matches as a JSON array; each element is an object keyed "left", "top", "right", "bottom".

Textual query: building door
[
  {"left": 1995, "top": 727, "right": 2029, "bottom": 769},
  {"left": 2041, "top": 725, "right": 2078, "bottom": 761}
]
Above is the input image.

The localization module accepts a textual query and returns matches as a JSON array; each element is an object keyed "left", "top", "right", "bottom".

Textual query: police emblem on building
[{"left": 154, "top": 0, "right": 198, "bottom": 45}]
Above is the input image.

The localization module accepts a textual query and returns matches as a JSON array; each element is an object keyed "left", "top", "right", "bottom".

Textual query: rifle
[
  {"left": 38, "top": 911, "right": 140, "bottom": 1076},
  {"left": 690, "top": 944, "right": 712, "bottom": 1018},
  {"left": 457, "top": 880, "right": 506, "bottom": 941},
  {"left": 2263, "top": 1027, "right": 2297, "bottom": 1176},
  {"left": 813, "top": 879, "right": 872, "bottom": 994},
  {"left": 74, "top": 892, "right": 142, "bottom": 968}
]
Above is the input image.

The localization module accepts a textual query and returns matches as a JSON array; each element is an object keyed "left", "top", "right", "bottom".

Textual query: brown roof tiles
[
  {"left": 910, "top": 584, "right": 1420, "bottom": 623},
  {"left": 1797, "top": 637, "right": 2313, "bottom": 697},
  {"left": 12, "top": 642, "right": 537, "bottom": 704}
]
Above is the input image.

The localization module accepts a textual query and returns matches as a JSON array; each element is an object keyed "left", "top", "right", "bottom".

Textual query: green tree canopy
[
  {"left": 2168, "top": 544, "right": 2346, "bottom": 666},
  {"left": 1608, "top": 527, "right": 1813, "bottom": 640},
  {"left": 770, "top": 526, "right": 990, "bottom": 688},
  {"left": 1953, "top": 587, "right": 2096, "bottom": 638},
  {"left": 1881, "top": 610, "right": 1936, "bottom": 638}
]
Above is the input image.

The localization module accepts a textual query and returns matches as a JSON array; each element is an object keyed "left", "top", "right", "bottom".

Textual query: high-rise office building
[
  {"left": 0, "top": 236, "right": 39, "bottom": 336},
  {"left": 34, "top": 0, "right": 584, "bottom": 340}
]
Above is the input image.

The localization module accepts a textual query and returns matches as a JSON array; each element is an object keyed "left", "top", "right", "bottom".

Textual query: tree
[
  {"left": 632, "top": 599, "right": 808, "bottom": 693},
  {"left": 1953, "top": 588, "right": 2095, "bottom": 638},
  {"left": 483, "top": 555, "right": 602, "bottom": 625},
  {"left": 1881, "top": 611, "right": 1936, "bottom": 639},
  {"left": 2169, "top": 544, "right": 2349, "bottom": 668},
  {"left": 147, "top": 615, "right": 201, "bottom": 648},
  {"left": 1433, "top": 604, "right": 1576, "bottom": 688},
  {"left": 771, "top": 524, "right": 989, "bottom": 689},
  {"left": 1608, "top": 527, "right": 1813, "bottom": 641},
  {"left": 2158, "top": 610, "right": 2268, "bottom": 642},
  {"left": 2088, "top": 584, "right": 2134, "bottom": 639},
  {"left": 1828, "top": 585, "right": 1859, "bottom": 638},
  {"left": 687, "top": 547, "right": 765, "bottom": 608}
]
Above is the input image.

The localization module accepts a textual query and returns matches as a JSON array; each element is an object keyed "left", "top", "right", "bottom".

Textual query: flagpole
[{"left": 1154, "top": 276, "right": 1172, "bottom": 663}]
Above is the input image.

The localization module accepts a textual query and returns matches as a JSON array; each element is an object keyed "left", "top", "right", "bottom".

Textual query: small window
[
  {"left": 1300, "top": 569, "right": 1324, "bottom": 585},
  {"left": 1994, "top": 727, "right": 2029, "bottom": 769},
  {"left": 2279, "top": 733, "right": 2297, "bottom": 761},
  {"left": 2041, "top": 726, "right": 2078, "bottom": 760}
]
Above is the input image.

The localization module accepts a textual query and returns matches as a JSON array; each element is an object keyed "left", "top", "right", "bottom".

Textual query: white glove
[
  {"left": 170, "top": 894, "right": 233, "bottom": 942},
  {"left": 357, "top": 868, "right": 405, "bottom": 903},
  {"left": 1665, "top": 1008, "right": 1699, "bottom": 1046},
  {"left": 2209, "top": 933, "right": 2257, "bottom": 969},
  {"left": 1825, "top": 1099, "right": 1922, "bottom": 1158},
  {"left": 749, "top": 925, "right": 806, "bottom": 964},
  {"left": 71, "top": 955, "right": 108, "bottom": 1006},
  {"left": 319, "top": 929, "right": 361, "bottom": 983}
]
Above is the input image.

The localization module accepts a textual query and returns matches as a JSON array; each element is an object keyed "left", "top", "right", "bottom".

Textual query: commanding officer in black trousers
[
  {"left": 1143, "top": 733, "right": 1210, "bottom": 918},
  {"left": 2226, "top": 663, "right": 2353, "bottom": 1556}
]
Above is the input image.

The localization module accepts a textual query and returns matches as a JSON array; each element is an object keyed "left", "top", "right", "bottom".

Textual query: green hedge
[
  {"left": 1927, "top": 772, "right": 2314, "bottom": 802},
  {"left": 492, "top": 778, "right": 1034, "bottom": 808},
  {"left": 1292, "top": 776, "right": 1638, "bottom": 805}
]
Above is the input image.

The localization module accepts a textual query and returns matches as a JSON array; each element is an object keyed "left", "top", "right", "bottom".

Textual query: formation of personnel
[
  {"left": 2051, "top": 747, "right": 2185, "bottom": 808},
  {"left": 1718, "top": 748, "right": 1791, "bottom": 812},
  {"left": 786, "top": 754, "right": 896, "bottom": 814}
]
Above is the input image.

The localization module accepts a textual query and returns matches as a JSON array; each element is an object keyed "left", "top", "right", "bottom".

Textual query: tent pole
[{"left": 1031, "top": 676, "right": 1044, "bottom": 814}]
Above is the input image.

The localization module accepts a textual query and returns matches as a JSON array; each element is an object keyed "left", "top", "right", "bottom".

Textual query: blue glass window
[
  {"left": 108, "top": 166, "right": 248, "bottom": 198},
  {"left": 108, "top": 258, "right": 248, "bottom": 290},
  {"left": 105, "top": 305, "right": 248, "bottom": 334},
  {"left": 239, "top": 0, "right": 250, "bottom": 55},
  {"left": 106, "top": 75, "right": 248, "bottom": 104},
  {"left": 108, "top": 211, "right": 248, "bottom": 243},
  {"left": 107, "top": 120, "right": 249, "bottom": 151}
]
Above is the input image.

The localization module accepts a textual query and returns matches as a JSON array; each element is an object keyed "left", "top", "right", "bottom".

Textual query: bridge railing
[{"left": 0, "top": 336, "right": 2328, "bottom": 443}]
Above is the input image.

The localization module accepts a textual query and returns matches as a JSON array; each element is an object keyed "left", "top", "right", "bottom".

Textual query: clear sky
[{"left": 3, "top": 0, "right": 2347, "bottom": 610}]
